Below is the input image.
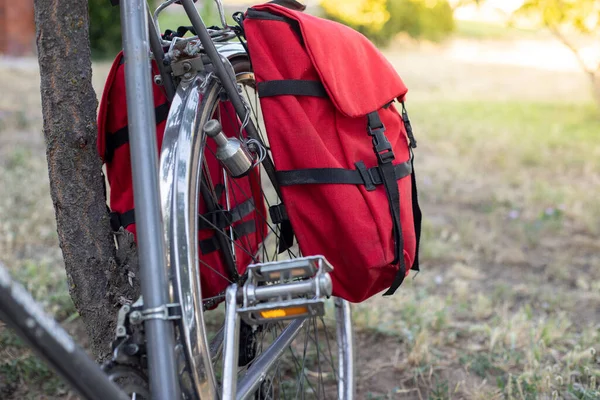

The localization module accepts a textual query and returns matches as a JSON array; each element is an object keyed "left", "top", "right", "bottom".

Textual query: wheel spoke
[{"left": 171, "top": 61, "right": 351, "bottom": 400}]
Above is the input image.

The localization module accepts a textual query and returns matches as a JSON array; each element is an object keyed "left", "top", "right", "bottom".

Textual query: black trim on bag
[
  {"left": 270, "top": 156, "right": 412, "bottom": 257},
  {"left": 257, "top": 80, "right": 327, "bottom": 98},
  {"left": 105, "top": 102, "right": 170, "bottom": 162},
  {"left": 110, "top": 198, "right": 254, "bottom": 232},
  {"left": 246, "top": 8, "right": 303, "bottom": 43},
  {"left": 199, "top": 220, "right": 256, "bottom": 255},
  {"left": 197, "top": 198, "right": 255, "bottom": 230},
  {"left": 109, "top": 209, "right": 136, "bottom": 232},
  {"left": 268, "top": 0, "right": 306, "bottom": 11},
  {"left": 401, "top": 102, "right": 417, "bottom": 149},
  {"left": 246, "top": 9, "right": 289, "bottom": 22},
  {"left": 275, "top": 161, "right": 412, "bottom": 187}
]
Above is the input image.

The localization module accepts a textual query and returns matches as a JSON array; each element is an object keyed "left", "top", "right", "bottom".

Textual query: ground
[{"left": 0, "top": 19, "right": 599, "bottom": 400}]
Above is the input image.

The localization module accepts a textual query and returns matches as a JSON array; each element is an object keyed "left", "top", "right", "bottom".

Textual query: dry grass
[
  {"left": 351, "top": 40, "right": 600, "bottom": 399},
  {"left": 1, "top": 32, "right": 600, "bottom": 399}
]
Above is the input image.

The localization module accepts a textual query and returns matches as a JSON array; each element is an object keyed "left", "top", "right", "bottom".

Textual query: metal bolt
[
  {"left": 129, "top": 311, "right": 143, "bottom": 325},
  {"left": 154, "top": 74, "right": 163, "bottom": 86},
  {"left": 247, "top": 141, "right": 258, "bottom": 153},
  {"left": 182, "top": 62, "right": 192, "bottom": 72},
  {"left": 125, "top": 344, "right": 139, "bottom": 356},
  {"left": 116, "top": 326, "right": 126, "bottom": 335},
  {"left": 183, "top": 72, "right": 193, "bottom": 80}
]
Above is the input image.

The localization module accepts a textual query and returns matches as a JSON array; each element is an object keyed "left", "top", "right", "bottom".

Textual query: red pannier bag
[
  {"left": 97, "top": 51, "right": 266, "bottom": 301},
  {"left": 244, "top": 3, "right": 422, "bottom": 302}
]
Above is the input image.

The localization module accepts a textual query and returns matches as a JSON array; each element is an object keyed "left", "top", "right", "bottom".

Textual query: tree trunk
[{"left": 33, "top": 0, "right": 139, "bottom": 359}]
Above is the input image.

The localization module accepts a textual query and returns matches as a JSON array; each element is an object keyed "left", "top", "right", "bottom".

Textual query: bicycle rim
[{"left": 161, "top": 57, "right": 355, "bottom": 399}]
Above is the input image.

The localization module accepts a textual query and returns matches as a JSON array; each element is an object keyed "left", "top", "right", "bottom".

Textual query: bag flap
[{"left": 248, "top": 4, "right": 408, "bottom": 118}]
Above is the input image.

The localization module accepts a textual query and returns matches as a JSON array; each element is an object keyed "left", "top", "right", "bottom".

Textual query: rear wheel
[{"left": 161, "top": 57, "right": 355, "bottom": 399}]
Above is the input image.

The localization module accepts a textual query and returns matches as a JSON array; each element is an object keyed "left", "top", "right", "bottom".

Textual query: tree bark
[{"left": 33, "top": 0, "right": 139, "bottom": 359}]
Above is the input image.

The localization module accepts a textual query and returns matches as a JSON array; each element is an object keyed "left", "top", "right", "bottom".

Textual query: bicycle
[{"left": 1, "top": 0, "right": 355, "bottom": 399}]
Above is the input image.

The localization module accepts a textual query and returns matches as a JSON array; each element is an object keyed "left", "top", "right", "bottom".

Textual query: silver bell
[{"left": 203, "top": 119, "right": 254, "bottom": 178}]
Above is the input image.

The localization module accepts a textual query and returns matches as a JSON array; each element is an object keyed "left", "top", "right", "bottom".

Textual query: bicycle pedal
[{"left": 238, "top": 256, "right": 334, "bottom": 325}]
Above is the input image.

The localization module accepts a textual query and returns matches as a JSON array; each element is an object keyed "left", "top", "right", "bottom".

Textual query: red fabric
[
  {"left": 249, "top": 3, "right": 408, "bottom": 117},
  {"left": 97, "top": 54, "right": 266, "bottom": 301},
  {"left": 245, "top": 4, "right": 416, "bottom": 302}
]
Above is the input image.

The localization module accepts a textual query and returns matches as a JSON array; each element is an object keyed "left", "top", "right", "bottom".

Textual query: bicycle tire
[{"left": 161, "top": 56, "right": 355, "bottom": 399}]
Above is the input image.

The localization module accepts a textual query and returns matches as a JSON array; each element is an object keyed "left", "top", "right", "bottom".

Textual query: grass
[
  {"left": 352, "top": 98, "right": 600, "bottom": 398},
  {"left": 454, "top": 20, "right": 541, "bottom": 41},
  {"left": 0, "top": 142, "right": 78, "bottom": 398}
]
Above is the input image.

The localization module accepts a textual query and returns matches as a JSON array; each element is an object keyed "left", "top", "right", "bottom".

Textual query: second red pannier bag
[
  {"left": 97, "top": 51, "right": 266, "bottom": 301},
  {"left": 244, "top": 3, "right": 422, "bottom": 302}
]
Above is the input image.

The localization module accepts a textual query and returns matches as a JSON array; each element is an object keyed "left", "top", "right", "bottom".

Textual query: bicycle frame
[
  {"left": 0, "top": 262, "right": 130, "bottom": 400},
  {"left": 121, "top": 0, "right": 289, "bottom": 398},
  {"left": 1, "top": 1, "right": 354, "bottom": 399}
]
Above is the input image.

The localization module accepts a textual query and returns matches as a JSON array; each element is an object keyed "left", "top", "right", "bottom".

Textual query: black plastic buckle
[
  {"left": 369, "top": 127, "right": 395, "bottom": 164},
  {"left": 355, "top": 161, "right": 376, "bottom": 191},
  {"left": 377, "top": 148, "right": 395, "bottom": 164},
  {"left": 269, "top": 204, "right": 289, "bottom": 224},
  {"left": 401, "top": 102, "right": 417, "bottom": 149},
  {"left": 355, "top": 161, "right": 389, "bottom": 191}
]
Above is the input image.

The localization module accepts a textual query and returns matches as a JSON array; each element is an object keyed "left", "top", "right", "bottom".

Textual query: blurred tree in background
[
  {"left": 87, "top": 0, "right": 219, "bottom": 59},
  {"left": 88, "top": 0, "right": 122, "bottom": 58},
  {"left": 320, "top": 0, "right": 455, "bottom": 46},
  {"left": 511, "top": 0, "right": 600, "bottom": 108}
]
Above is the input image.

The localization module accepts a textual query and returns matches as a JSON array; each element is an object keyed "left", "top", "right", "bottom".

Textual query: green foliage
[
  {"left": 157, "top": 1, "right": 222, "bottom": 33},
  {"left": 508, "top": 0, "right": 600, "bottom": 109},
  {"left": 320, "top": 0, "right": 455, "bottom": 47},
  {"left": 88, "top": 0, "right": 122, "bottom": 59},
  {"left": 514, "top": 0, "right": 600, "bottom": 33},
  {"left": 381, "top": 0, "right": 455, "bottom": 44},
  {"left": 88, "top": 1, "right": 223, "bottom": 59}
]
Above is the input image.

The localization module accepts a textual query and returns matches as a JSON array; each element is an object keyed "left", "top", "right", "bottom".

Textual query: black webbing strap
[
  {"left": 275, "top": 161, "right": 412, "bottom": 188},
  {"left": 270, "top": 159, "right": 412, "bottom": 256},
  {"left": 104, "top": 102, "right": 170, "bottom": 162},
  {"left": 278, "top": 220, "right": 294, "bottom": 254},
  {"left": 110, "top": 197, "right": 255, "bottom": 232},
  {"left": 268, "top": 0, "right": 306, "bottom": 10},
  {"left": 364, "top": 111, "right": 406, "bottom": 296},
  {"left": 401, "top": 102, "right": 417, "bottom": 149},
  {"left": 367, "top": 112, "right": 382, "bottom": 131},
  {"left": 199, "top": 220, "right": 256, "bottom": 255},
  {"left": 253, "top": 77, "right": 328, "bottom": 253},
  {"left": 268, "top": 204, "right": 294, "bottom": 254},
  {"left": 409, "top": 153, "right": 422, "bottom": 272},
  {"left": 269, "top": 204, "right": 288, "bottom": 224},
  {"left": 197, "top": 198, "right": 255, "bottom": 230},
  {"left": 257, "top": 80, "right": 327, "bottom": 98},
  {"left": 246, "top": 8, "right": 303, "bottom": 42}
]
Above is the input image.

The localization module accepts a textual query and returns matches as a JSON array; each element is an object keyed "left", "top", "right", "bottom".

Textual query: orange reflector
[{"left": 260, "top": 306, "right": 309, "bottom": 319}]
